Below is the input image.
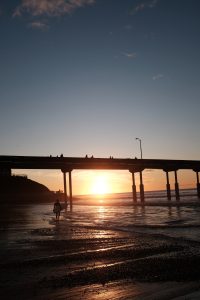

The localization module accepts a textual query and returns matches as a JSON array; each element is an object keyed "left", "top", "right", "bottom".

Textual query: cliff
[{"left": 0, "top": 175, "right": 55, "bottom": 203}]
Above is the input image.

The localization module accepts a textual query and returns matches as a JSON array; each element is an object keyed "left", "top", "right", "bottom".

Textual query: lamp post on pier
[
  {"left": 135, "top": 137, "right": 144, "bottom": 202},
  {"left": 135, "top": 137, "right": 143, "bottom": 159}
]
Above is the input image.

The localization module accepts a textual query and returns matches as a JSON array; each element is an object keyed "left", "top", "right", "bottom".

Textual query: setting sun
[{"left": 91, "top": 175, "right": 109, "bottom": 195}]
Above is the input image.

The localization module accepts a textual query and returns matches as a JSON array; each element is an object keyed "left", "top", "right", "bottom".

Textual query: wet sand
[{"left": 1, "top": 218, "right": 200, "bottom": 300}]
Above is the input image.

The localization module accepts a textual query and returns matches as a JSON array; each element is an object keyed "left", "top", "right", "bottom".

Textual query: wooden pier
[{"left": 1, "top": 155, "right": 200, "bottom": 208}]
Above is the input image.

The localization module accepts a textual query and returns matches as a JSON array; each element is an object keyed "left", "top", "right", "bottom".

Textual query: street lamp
[{"left": 135, "top": 137, "right": 143, "bottom": 159}]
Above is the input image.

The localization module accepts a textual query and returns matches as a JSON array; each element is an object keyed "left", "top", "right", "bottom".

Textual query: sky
[{"left": 0, "top": 0, "right": 200, "bottom": 194}]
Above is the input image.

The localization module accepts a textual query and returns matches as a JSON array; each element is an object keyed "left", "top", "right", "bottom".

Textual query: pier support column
[
  {"left": 139, "top": 171, "right": 145, "bottom": 203},
  {"left": 196, "top": 171, "right": 200, "bottom": 199},
  {"left": 69, "top": 170, "right": 73, "bottom": 211},
  {"left": 174, "top": 170, "right": 180, "bottom": 201},
  {"left": 131, "top": 172, "right": 137, "bottom": 203},
  {"left": 63, "top": 171, "right": 68, "bottom": 207},
  {"left": 165, "top": 171, "right": 171, "bottom": 201}
]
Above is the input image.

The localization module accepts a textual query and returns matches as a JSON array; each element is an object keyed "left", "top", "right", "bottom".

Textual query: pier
[{"left": 1, "top": 155, "right": 200, "bottom": 208}]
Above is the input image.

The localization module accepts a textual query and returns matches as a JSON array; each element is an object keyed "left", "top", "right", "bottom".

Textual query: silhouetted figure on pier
[{"left": 53, "top": 199, "right": 62, "bottom": 221}]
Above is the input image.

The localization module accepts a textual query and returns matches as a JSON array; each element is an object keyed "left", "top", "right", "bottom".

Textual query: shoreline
[{"left": 1, "top": 219, "right": 200, "bottom": 299}]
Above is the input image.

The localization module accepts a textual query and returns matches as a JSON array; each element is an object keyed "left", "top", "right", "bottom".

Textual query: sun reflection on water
[{"left": 98, "top": 205, "right": 106, "bottom": 218}]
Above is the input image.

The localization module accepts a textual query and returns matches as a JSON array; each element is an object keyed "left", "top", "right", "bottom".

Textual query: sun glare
[{"left": 91, "top": 175, "right": 109, "bottom": 196}]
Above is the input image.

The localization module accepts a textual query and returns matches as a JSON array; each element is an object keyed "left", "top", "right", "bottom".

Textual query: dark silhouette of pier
[{"left": 1, "top": 155, "right": 200, "bottom": 208}]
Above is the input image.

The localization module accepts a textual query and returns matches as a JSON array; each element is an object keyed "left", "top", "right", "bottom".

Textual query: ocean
[
  {"left": 2, "top": 189, "right": 200, "bottom": 299},
  {"left": 1, "top": 189, "right": 200, "bottom": 250}
]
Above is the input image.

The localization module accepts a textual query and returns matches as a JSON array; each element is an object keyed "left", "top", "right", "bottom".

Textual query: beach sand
[{"left": 1, "top": 216, "right": 200, "bottom": 300}]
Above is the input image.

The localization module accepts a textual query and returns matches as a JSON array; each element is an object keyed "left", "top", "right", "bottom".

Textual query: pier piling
[
  {"left": 196, "top": 171, "right": 200, "bottom": 199},
  {"left": 165, "top": 171, "right": 171, "bottom": 201},
  {"left": 174, "top": 170, "right": 180, "bottom": 201},
  {"left": 131, "top": 172, "right": 137, "bottom": 203},
  {"left": 139, "top": 171, "right": 145, "bottom": 203},
  {"left": 62, "top": 170, "right": 68, "bottom": 207},
  {"left": 69, "top": 170, "right": 73, "bottom": 211}
]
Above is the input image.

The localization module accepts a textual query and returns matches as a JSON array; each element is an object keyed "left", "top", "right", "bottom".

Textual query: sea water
[{"left": 1, "top": 189, "right": 200, "bottom": 250}]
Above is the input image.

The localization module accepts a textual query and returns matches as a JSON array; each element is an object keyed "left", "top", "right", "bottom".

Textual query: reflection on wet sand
[{"left": 1, "top": 201, "right": 200, "bottom": 299}]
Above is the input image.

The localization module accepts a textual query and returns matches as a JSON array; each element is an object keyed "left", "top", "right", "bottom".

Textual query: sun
[{"left": 91, "top": 175, "right": 108, "bottom": 196}]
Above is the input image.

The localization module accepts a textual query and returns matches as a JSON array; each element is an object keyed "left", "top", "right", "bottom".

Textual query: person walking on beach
[{"left": 53, "top": 199, "right": 62, "bottom": 221}]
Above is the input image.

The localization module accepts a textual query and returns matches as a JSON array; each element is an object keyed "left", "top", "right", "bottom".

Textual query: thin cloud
[
  {"left": 152, "top": 73, "right": 164, "bottom": 80},
  {"left": 13, "top": 0, "right": 95, "bottom": 17},
  {"left": 148, "top": 0, "right": 159, "bottom": 8},
  {"left": 124, "top": 25, "right": 133, "bottom": 31},
  {"left": 123, "top": 52, "right": 137, "bottom": 59},
  {"left": 130, "top": 0, "right": 159, "bottom": 15},
  {"left": 29, "top": 21, "right": 49, "bottom": 30}
]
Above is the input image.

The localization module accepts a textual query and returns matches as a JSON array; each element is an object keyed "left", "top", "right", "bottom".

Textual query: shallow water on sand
[
  {"left": 1, "top": 190, "right": 200, "bottom": 250},
  {"left": 2, "top": 191, "right": 200, "bottom": 300},
  {"left": 65, "top": 204, "right": 200, "bottom": 242}
]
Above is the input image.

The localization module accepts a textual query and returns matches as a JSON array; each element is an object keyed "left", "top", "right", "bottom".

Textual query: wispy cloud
[
  {"left": 123, "top": 52, "right": 137, "bottom": 59},
  {"left": 152, "top": 73, "right": 164, "bottom": 80},
  {"left": 148, "top": 0, "right": 159, "bottom": 8},
  {"left": 13, "top": 0, "right": 95, "bottom": 17},
  {"left": 28, "top": 21, "right": 49, "bottom": 30},
  {"left": 130, "top": 0, "right": 159, "bottom": 15},
  {"left": 124, "top": 25, "right": 133, "bottom": 31}
]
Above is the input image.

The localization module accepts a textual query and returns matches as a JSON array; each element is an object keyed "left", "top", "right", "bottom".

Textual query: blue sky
[{"left": 1, "top": 0, "right": 200, "bottom": 192}]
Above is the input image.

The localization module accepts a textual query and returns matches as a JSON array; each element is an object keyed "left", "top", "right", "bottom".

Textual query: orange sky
[{"left": 13, "top": 169, "right": 197, "bottom": 195}]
